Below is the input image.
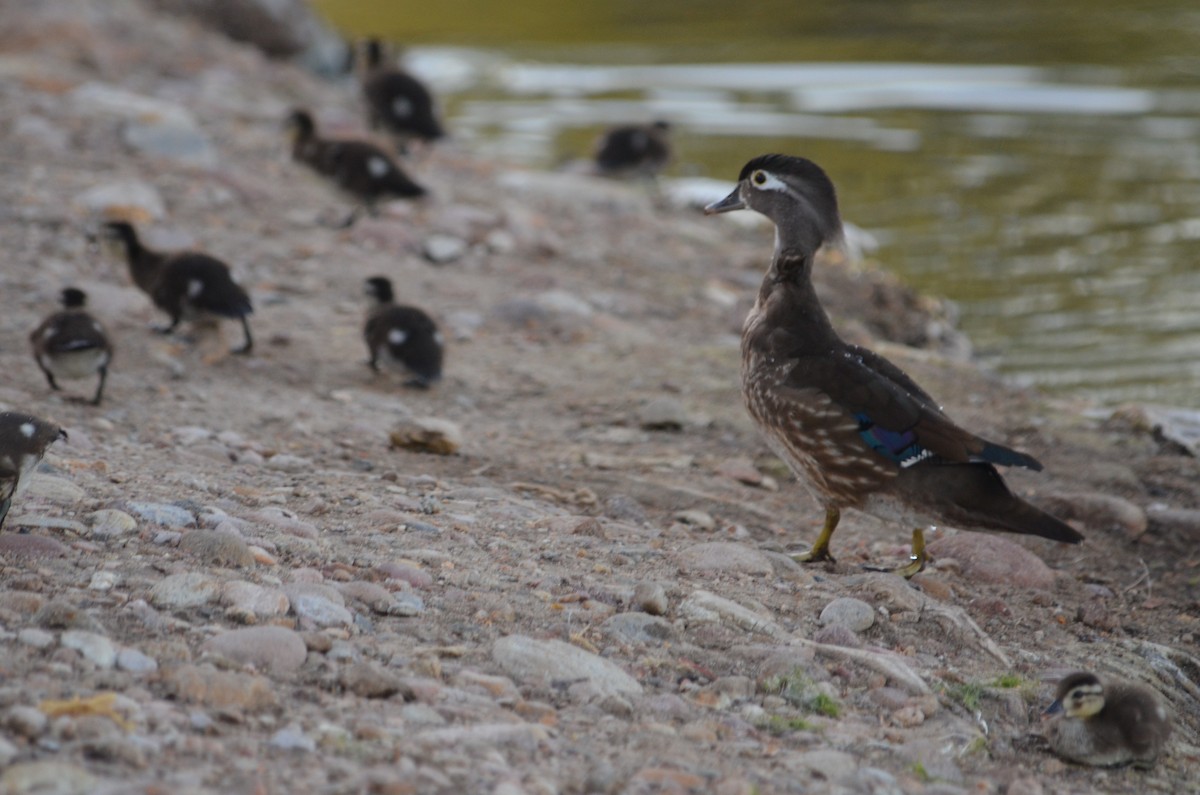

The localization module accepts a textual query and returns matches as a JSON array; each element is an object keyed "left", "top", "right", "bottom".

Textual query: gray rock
[
  {"left": 251, "top": 508, "right": 319, "bottom": 538},
  {"left": 673, "top": 509, "right": 715, "bottom": 530},
  {"left": 61, "top": 630, "right": 117, "bottom": 669},
  {"left": 290, "top": 593, "right": 353, "bottom": 628},
  {"left": 0, "top": 534, "right": 68, "bottom": 559},
  {"left": 677, "top": 541, "right": 774, "bottom": 576},
  {"left": 179, "top": 529, "right": 255, "bottom": 567},
  {"left": 264, "top": 454, "right": 311, "bottom": 473},
  {"left": 17, "top": 628, "right": 54, "bottom": 649},
  {"left": 927, "top": 532, "right": 1057, "bottom": 589},
  {"left": 819, "top": 597, "right": 876, "bottom": 632},
  {"left": 6, "top": 705, "right": 48, "bottom": 739},
  {"left": 678, "top": 590, "right": 788, "bottom": 638},
  {"left": 493, "top": 635, "right": 643, "bottom": 699},
  {"left": 201, "top": 626, "right": 307, "bottom": 676},
  {"left": 124, "top": 501, "right": 196, "bottom": 528},
  {"left": 389, "top": 417, "right": 463, "bottom": 455},
  {"left": 794, "top": 750, "right": 859, "bottom": 783},
  {"left": 0, "top": 761, "right": 96, "bottom": 794},
  {"left": 340, "top": 661, "right": 403, "bottom": 699},
  {"left": 6, "top": 516, "right": 86, "bottom": 535},
  {"left": 638, "top": 397, "right": 688, "bottom": 430},
  {"left": 631, "top": 582, "right": 668, "bottom": 616},
  {"left": 22, "top": 475, "right": 86, "bottom": 503},
  {"left": 116, "top": 648, "right": 158, "bottom": 674},
  {"left": 73, "top": 179, "right": 166, "bottom": 221},
  {"left": 391, "top": 591, "right": 425, "bottom": 617},
  {"left": 221, "top": 581, "right": 289, "bottom": 621},
  {"left": 424, "top": 234, "right": 469, "bottom": 264},
  {"left": 149, "top": 572, "right": 221, "bottom": 609},
  {"left": 602, "top": 612, "right": 675, "bottom": 645},
  {"left": 268, "top": 726, "right": 315, "bottom": 753},
  {"left": 88, "top": 509, "right": 138, "bottom": 539},
  {"left": 812, "top": 624, "right": 862, "bottom": 648},
  {"left": 122, "top": 117, "right": 217, "bottom": 167}
]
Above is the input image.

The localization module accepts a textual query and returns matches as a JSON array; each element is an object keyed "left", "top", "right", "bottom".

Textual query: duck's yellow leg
[
  {"left": 892, "top": 527, "right": 927, "bottom": 579},
  {"left": 791, "top": 507, "right": 840, "bottom": 564}
]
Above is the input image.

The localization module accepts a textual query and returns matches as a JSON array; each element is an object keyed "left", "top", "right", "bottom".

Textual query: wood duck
[
  {"left": 594, "top": 121, "right": 672, "bottom": 178},
  {"left": 704, "top": 154, "right": 1082, "bottom": 576},
  {"left": 286, "top": 108, "right": 427, "bottom": 227},
  {"left": 30, "top": 287, "right": 112, "bottom": 405},
  {"left": 100, "top": 221, "right": 254, "bottom": 354},
  {"left": 363, "top": 276, "right": 443, "bottom": 388},
  {"left": 0, "top": 412, "right": 67, "bottom": 529},
  {"left": 360, "top": 38, "right": 445, "bottom": 149},
  {"left": 1043, "top": 671, "right": 1171, "bottom": 767}
]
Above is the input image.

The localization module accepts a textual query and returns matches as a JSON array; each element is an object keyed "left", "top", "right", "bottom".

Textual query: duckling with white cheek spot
[
  {"left": 1044, "top": 671, "right": 1172, "bottom": 768},
  {"left": 363, "top": 276, "right": 443, "bottom": 388}
]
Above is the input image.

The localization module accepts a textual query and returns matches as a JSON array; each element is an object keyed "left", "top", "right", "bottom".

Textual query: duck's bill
[
  {"left": 1041, "top": 699, "right": 1064, "bottom": 717},
  {"left": 704, "top": 188, "right": 745, "bottom": 215}
]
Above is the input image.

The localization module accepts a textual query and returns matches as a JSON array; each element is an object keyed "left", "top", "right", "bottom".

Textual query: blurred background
[{"left": 314, "top": 0, "right": 1200, "bottom": 408}]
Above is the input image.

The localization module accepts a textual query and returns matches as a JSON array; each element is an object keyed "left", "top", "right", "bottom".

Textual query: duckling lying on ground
[{"left": 1044, "top": 670, "right": 1172, "bottom": 768}]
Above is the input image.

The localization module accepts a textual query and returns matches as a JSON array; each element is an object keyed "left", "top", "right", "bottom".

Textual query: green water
[{"left": 316, "top": 0, "right": 1200, "bottom": 408}]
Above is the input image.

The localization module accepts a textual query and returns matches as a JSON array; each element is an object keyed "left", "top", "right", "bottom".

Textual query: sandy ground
[{"left": 0, "top": 2, "right": 1197, "bottom": 793}]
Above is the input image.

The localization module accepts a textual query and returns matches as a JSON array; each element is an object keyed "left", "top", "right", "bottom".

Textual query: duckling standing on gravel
[
  {"left": 0, "top": 412, "right": 67, "bottom": 529},
  {"left": 1043, "top": 671, "right": 1172, "bottom": 768},
  {"left": 100, "top": 221, "right": 254, "bottom": 355},
  {"left": 30, "top": 287, "right": 112, "bottom": 406},
  {"left": 286, "top": 108, "right": 427, "bottom": 228},
  {"left": 363, "top": 276, "right": 443, "bottom": 388},
  {"left": 360, "top": 38, "right": 445, "bottom": 151},
  {"left": 593, "top": 121, "right": 672, "bottom": 178}
]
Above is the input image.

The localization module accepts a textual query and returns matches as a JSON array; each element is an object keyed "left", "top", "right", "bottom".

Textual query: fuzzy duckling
[
  {"left": 593, "top": 121, "right": 672, "bottom": 178},
  {"left": 286, "top": 108, "right": 427, "bottom": 227},
  {"left": 363, "top": 276, "right": 443, "bottom": 388},
  {"left": 360, "top": 38, "right": 445, "bottom": 150},
  {"left": 1044, "top": 671, "right": 1172, "bottom": 768},
  {"left": 0, "top": 412, "right": 67, "bottom": 529},
  {"left": 100, "top": 222, "right": 253, "bottom": 355},
  {"left": 30, "top": 287, "right": 112, "bottom": 405}
]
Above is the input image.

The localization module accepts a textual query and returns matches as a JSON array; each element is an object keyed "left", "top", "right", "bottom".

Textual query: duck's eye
[{"left": 751, "top": 170, "right": 767, "bottom": 186}]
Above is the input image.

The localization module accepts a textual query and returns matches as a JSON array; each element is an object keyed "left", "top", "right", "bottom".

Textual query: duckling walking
[
  {"left": 101, "top": 222, "right": 253, "bottom": 355},
  {"left": 286, "top": 108, "right": 426, "bottom": 227},
  {"left": 363, "top": 276, "right": 443, "bottom": 388},
  {"left": 30, "top": 287, "right": 112, "bottom": 405},
  {"left": 360, "top": 38, "right": 445, "bottom": 150},
  {"left": 705, "top": 154, "right": 1081, "bottom": 576},
  {"left": 0, "top": 412, "right": 67, "bottom": 529},
  {"left": 1044, "top": 671, "right": 1171, "bottom": 767}
]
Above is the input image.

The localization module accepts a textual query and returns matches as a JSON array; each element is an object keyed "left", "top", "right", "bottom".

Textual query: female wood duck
[
  {"left": 360, "top": 38, "right": 445, "bottom": 149},
  {"left": 0, "top": 412, "right": 66, "bottom": 529},
  {"left": 30, "top": 287, "right": 112, "bottom": 405},
  {"left": 594, "top": 121, "right": 672, "bottom": 178},
  {"left": 705, "top": 154, "right": 1082, "bottom": 576},
  {"left": 101, "top": 222, "right": 253, "bottom": 354},
  {"left": 1044, "top": 671, "right": 1171, "bottom": 767},
  {"left": 286, "top": 108, "right": 427, "bottom": 227},
  {"left": 363, "top": 276, "right": 443, "bottom": 388}
]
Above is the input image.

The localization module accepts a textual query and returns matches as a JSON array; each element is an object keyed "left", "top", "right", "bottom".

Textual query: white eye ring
[{"left": 749, "top": 170, "right": 788, "bottom": 192}]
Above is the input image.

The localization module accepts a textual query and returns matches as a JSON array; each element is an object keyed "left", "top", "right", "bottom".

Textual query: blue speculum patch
[{"left": 855, "top": 413, "right": 930, "bottom": 468}]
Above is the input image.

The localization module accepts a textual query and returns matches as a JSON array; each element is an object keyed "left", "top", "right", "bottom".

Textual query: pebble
[
  {"left": 0, "top": 761, "right": 97, "bottom": 795},
  {"left": 23, "top": 475, "right": 86, "bottom": 504},
  {"left": 61, "top": 630, "right": 117, "bottom": 669},
  {"left": 8, "top": 516, "right": 87, "bottom": 535},
  {"left": 1006, "top": 777, "right": 1045, "bottom": 795},
  {"left": 124, "top": 501, "right": 196, "bottom": 528},
  {"left": 391, "top": 591, "right": 425, "bottom": 616},
  {"left": 341, "top": 661, "right": 403, "bottom": 699},
  {"left": 819, "top": 597, "right": 876, "bottom": 632},
  {"left": 1146, "top": 507, "right": 1200, "bottom": 539},
  {"left": 794, "top": 750, "right": 859, "bottom": 784},
  {"left": 33, "top": 599, "right": 105, "bottom": 631},
  {"left": 221, "top": 581, "right": 290, "bottom": 621},
  {"left": 677, "top": 542, "right": 774, "bottom": 576},
  {"left": 678, "top": 590, "right": 788, "bottom": 639},
  {"left": 674, "top": 509, "right": 716, "bottom": 530},
  {"left": 6, "top": 705, "right": 48, "bottom": 739},
  {"left": 87, "top": 509, "right": 138, "bottom": 539},
  {"left": 122, "top": 116, "right": 217, "bottom": 167},
  {"left": 1039, "top": 491, "right": 1146, "bottom": 539},
  {"left": 927, "top": 532, "right": 1056, "bottom": 590},
  {"left": 424, "top": 234, "right": 469, "bottom": 264},
  {"left": 265, "top": 454, "right": 311, "bottom": 473},
  {"left": 180, "top": 529, "right": 255, "bottom": 567},
  {"left": 389, "top": 417, "right": 463, "bottom": 455},
  {"left": 161, "top": 663, "right": 277, "bottom": 712},
  {"left": 638, "top": 397, "right": 688, "bottom": 430},
  {"left": 631, "top": 581, "right": 669, "bottom": 615},
  {"left": 17, "top": 628, "right": 55, "bottom": 649},
  {"left": 811, "top": 624, "right": 862, "bottom": 648},
  {"left": 371, "top": 561, "right": 433, "bottom": 589},
  {"left": 201, "top": 626, "right": 307, "bottom": 675},
  {"left": 268, "top": 725, "right": 316, "bottom": 752},
  {"left": 116, "top": 648, "right": 158, "bottom": 674},
  {"left": 335, "top": 581, "right": 395, "bottom": 614},
  {"left": 250, "top": 508, "right": 320, "bottom": 539},
  {"left": 290, "top": 593, "right": 353, "bottom": 628},
  {"left": 73, "top": 178, "right": 166, "bottom": 221},
  {"left": 0, "top": 533, "right": 68, "bottom": 559},
  {"left": 149, "top": 572, "right": 222, "bottom": 609},
  {"left": 602, "top": 612, "right": 675, "bottom": 645},
  {"left": 492, "top": 635, "right": 643, "bottom": 699}
]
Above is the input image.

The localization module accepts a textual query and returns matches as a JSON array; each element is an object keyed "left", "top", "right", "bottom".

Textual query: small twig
[{"left": 1122, "top": 557, "right": 1152, "bottom": 598}]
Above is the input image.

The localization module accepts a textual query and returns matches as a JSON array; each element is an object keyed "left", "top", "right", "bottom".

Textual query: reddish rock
[
  {"left": 927, "top": 532, "right": 1057, "bottom": 589},
  {"left": 0, "top": 534, "right": 68, "bottom": 559}
]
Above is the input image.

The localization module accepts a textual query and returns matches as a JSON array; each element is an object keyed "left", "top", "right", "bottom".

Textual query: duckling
[
  {"left": 100, "top": 221, "right": 253, "bottom": 354},
  {"left": 0, "top": 412, "right": 67, "bottom": 529},
  {"left": 1044, "top": 671, "right": 1171, "bottom": 768},
  {"left": 363, "top": 276, "right": 443, "bottom": 388},
  {"left": 360, "top": 38, "right": 445, "bottom": 150},
  {"left": 30, "top": 287, "right": 112, "bottom": 405},
  {"left": 286, "top": 108, "right": 427, "bottom": 227},
  {"left": 594, "top": 121, "right": 672, "bottom": 178}
]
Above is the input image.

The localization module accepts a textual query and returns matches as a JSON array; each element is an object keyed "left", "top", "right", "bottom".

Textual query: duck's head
[
  {"left": 365, "top": 276, "right": 395, "bottom": 304},
  {"left": 285, "top": 109, "right": 316, "bottom": 144},
  {"left": 60, "top": 287, "right": 88, "bottom": 309},
  {"left": 706, "top": 153, "right": 843, "bottom": 257},
  {"left": 1045, "top": 672, "right": 1106, "bottom": 719}
]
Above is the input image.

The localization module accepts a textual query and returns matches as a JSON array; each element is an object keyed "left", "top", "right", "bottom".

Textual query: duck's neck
[
  {"left": 745, "top": 250, "right": 841, "bottom": 355},
  {"left": 117, "top": 231, "right": 163, "bottom": 294}
]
